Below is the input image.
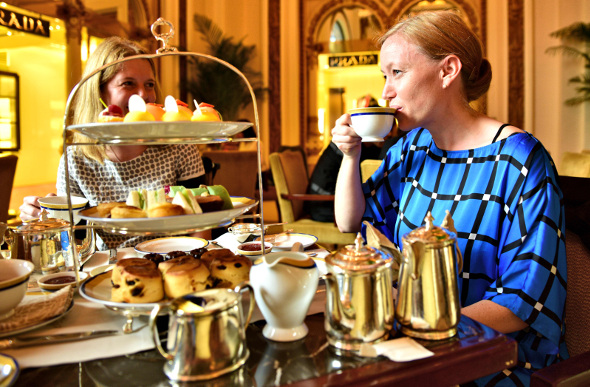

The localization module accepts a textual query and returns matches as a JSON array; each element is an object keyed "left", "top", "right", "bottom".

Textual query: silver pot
[
  {"left": 150, "top": 283, "right": 255, "bottom": 382},
  {"left": 5, "top": 210, "right": 94, "bottom": 274}
]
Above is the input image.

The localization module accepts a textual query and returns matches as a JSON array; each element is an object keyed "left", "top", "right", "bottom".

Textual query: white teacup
[
  {"left": 349, "top": 107, "right": 397, "bottom": 142},
  {"left": 38, "top": 196, "right": 89, "bottom": 224}
]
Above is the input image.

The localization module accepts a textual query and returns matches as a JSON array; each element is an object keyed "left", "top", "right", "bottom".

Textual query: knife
[{"left": 0, "top": 330, "right": 120, "bottom": 350}]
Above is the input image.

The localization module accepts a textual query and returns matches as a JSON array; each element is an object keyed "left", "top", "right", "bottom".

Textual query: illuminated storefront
[
  {"left": 316, "top": 51, "right": 385, "bottom": 150},
  {"left": 0, "top": 3, "right": 67, "bottom": 187}
]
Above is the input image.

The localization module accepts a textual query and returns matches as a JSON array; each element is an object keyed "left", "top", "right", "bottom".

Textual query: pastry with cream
[
  {"left": 124, "top": 94, "right": 155, "bottom": 122},
  {"left": 98, "top": 105, "right": 124, "bottom": 123}
]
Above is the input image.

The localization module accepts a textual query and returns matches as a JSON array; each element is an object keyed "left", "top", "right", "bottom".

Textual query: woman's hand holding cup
[{"left": 331, "top": 113, "right": 363, "bottom": 158}]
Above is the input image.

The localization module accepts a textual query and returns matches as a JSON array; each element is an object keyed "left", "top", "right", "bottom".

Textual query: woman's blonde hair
[
  {"left": 69, "top": 37, "right": 160, "bottom": 162},
  {"left": 378, "top": 10, "right": 491, "bottom": 102}
]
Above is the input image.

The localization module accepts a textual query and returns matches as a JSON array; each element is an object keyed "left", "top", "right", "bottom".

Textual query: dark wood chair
[
  {"left": 531, "top": 176, "right": 590, "bottom": 386},
  {"left": 201, "top": 150, "right": 258, "bottom": 199},
  {"left": 0, "top": 154, "right": 18, "bottom": 223}
]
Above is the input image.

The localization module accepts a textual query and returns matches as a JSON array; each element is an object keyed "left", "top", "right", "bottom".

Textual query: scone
[
  {"left": 162, "top": 259, "right": 212, "bottom": 299},
  {"left": 158, "top": 255, "right": 197, "bottom": 274},
  {"left": 210, "top": 255, "right": 252, "bottom": 289},
  {"left": 111, "top": 265, "right": 164, "bottom": 303},
  {"left": 111, "top": 258, "right": 156, "bottom": 285},
  {"left": 199, "top": 248, "right": 235, "bottom": 269}
]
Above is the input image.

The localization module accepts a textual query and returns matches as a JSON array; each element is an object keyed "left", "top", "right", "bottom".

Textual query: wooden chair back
[
  {"left": 201, "top": 150, "right": 258, "bottom": 199},
  {"left": 360, "top": 159, "right": 382, "bottom": 183},
  {"left": 531, "top": 176, "right": 590, "bottom": 386},
  {"left": 269, "top": 150, "right": 309, "bottom": 223},
  {"left": 0, "top": 155, "right": 18, "bottom": 223}
]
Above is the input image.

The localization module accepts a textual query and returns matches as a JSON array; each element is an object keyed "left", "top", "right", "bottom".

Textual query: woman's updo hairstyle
[{"left": 378, "top": 10, "right": 492, "bottom": 102}]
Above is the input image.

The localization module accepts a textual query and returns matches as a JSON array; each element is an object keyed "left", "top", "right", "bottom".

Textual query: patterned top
[
  {"left": 362, "top": 128, "right": 568, "bottom": 386},
  {"left": 57, "top": 144, "right": 204, "bottom": 250}
]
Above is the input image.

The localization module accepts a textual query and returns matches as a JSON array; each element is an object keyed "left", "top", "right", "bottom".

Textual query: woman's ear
[{"left": 440, "top": 55, "right": 462, "bottom": 88}]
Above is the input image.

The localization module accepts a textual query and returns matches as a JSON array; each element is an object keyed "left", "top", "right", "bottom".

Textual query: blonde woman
[
  {"left": 332, "top": 11, "right": 567, "bottom": 385},
  {"left": 20, "top": 37, "right": 206, "bottom": 250}
]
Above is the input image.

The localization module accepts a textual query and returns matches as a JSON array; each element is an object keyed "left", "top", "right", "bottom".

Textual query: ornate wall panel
[{"left": 298, "top": 0, "right": 486, "bottom": 150}]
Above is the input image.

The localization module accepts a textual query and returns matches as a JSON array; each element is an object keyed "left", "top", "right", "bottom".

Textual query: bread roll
[
  {"left": 111, "top": 265, "right": 164, "bottom": 303},
  {"left": 111, "top": 205, "right": 147, "bottom": 218},
  {"left": 97, "top": 202, "right": 125, "bottom": 217},
  {"left": 210, "top": 255, "right": 252, "bottom": 289},
  {"left": 147, "top": 202, "right": 184, "bottom": 218},
  {"left": 162, "top": 259, "right": 212, "bottom": 299}
]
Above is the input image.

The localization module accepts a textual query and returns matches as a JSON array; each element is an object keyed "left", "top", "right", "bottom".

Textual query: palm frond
[
  {"left": 186, "top": 14, "right": 267, "bottom": 121},
  {"left": 565, "top": 95, "right": 590, "bottom": 106},
  {"left": 549, "top": 22, "right": 590, "bottom": 42},
  {"left": 548, "top": 22, "right": 590, "bottom": 106}
]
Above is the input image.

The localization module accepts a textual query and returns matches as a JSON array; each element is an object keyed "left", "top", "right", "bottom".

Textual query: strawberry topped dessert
[{"left": 98, "top": 105, "right": 125, "bottom": 123}]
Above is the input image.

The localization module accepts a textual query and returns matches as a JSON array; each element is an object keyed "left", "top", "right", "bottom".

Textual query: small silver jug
[
  {"left": 396, "top": 211, "right": 463, "bottom": 340},
  {"left": 149, "top": 284, "right": 255, "bottom": 382}
]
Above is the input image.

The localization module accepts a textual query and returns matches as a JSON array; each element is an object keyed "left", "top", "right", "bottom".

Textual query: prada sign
[
  {"left": 0, "top": 9, "right": 50, "bottom": 37},
  {"left": 328, "top": 53, "right": 379, "bottom": 68}
]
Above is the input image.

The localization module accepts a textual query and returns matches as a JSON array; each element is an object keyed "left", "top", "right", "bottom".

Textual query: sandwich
[{"left": 171, "top": 188, "right": 203, "bottom": 214}]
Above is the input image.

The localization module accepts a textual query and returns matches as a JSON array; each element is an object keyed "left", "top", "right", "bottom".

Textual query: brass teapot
[
  {"left": 323, "top": 233, "right": 396, "bottom": 353},
  {"left": 396, "top": 211, "right": 463, "bottom": 340}
]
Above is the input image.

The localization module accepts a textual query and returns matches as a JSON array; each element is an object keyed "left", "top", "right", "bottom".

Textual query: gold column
[{"left": 57, "top": 1, "right": 86, "bottom": 94}]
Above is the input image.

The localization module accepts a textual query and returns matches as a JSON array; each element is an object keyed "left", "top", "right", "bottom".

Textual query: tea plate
[
  {"left": 135, "top": 237, "right": 209, "bottom": 256},
  {"left": 262, "top": 233, "right": 318, "bottom": 250},
  {"left": 79, "top": 197, "right": 257, "bottom": 234}
]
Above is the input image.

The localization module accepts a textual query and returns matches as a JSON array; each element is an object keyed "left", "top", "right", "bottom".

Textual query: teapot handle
[{"left": 150, "top": 304, "right": 173, "bottom": 361}]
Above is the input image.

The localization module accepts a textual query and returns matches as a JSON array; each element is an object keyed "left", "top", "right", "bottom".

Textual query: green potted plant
[
  {"left": 184, "top": 14, "right": 266, "bottom": 121},
  {"left": 546, "top": 22, "right": 590, "bottom": 106}
]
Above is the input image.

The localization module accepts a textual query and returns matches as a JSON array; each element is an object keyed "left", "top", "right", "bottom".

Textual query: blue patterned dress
[{"left": 362, "top": 128, "right": 568, "bottom": 386}]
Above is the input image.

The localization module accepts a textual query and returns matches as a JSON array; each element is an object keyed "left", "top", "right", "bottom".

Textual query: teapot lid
[
  {"left": 15, "top": 210, "right": 70, "bottom": 234},
  {"left": 403, "top": 212, "right": 456, "bottom": 247},
  {"left": 326, "top": 233, "right": 392, "bottom": 271}
]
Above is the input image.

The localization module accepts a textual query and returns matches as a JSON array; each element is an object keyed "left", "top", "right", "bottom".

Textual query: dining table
[
  {"left": 9, "top": 313, "right": 517, "bottom": 387},
  {"left": 2, "top": 235, "right": 518, "bottom": 387}
]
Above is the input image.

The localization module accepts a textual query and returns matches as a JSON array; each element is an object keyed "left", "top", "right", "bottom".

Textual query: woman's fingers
[{"left": 19, "top": 196, "right": 42, "bottom": 222}]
